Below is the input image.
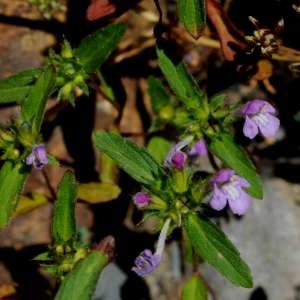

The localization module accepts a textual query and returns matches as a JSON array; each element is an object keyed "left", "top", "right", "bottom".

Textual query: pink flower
[
  {"left": 209, "top": 169, "right": 252, "bottom": 215},
  {"left": 133, "top": 192, "right": 151, "bottom": 208},
  {"left": 242, "top": 99, "right": 280, "bottom": 139}
]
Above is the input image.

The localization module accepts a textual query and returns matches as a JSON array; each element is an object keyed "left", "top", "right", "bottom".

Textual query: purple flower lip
[
  {"left": 209, "top": 168, "right": 252, "bottom": 215},
  {"left": 26, "top": 144, "right": 48, "bottom": 170},
  {"left": 132, "top": 219, "right": 171, "bottom": 277},
  {"left": 133, "top": 192, "right": 151, "bottom": 208},
  {"left": 164, "top": 137, "right": 192, "bottom": 170},
  {"left": 189, "top": 138, "right": 207, "bottom": 157},
  {"left": 241, "top": 99, "right": 280, "bottom": 139},
  {"left": 132, "top": 249, "right": 161, "bottom": 277}
]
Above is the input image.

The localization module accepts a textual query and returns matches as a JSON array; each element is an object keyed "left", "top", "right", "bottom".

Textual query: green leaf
[
  {"left": 93, "top": 131, "right": 164, "bottom": 185},
  {"left": 156, "top": 47, "right": 206, "bottom": 111},
  {"left": 0, "top": 161, "right": 28, "bottom": 228},
  {"left": 147, "top": 136, "right": 171, "bottom": 165},
  {"left": 78, "top": 182, "right": 121, "bottom": 203},
  {"left": 99, "top": 152, "right": 119, "bottom": 184},
  {"left": 209, "top": 94, "right": 226, "bottom": 112},
  {"left": 0, "top": 68, "right": 42, "bottom": 103},
  {"left": 293, "top": 110, "right": 300, "bottom": 122},
  {"left": 21, "top": 67, "right": 54, "bottom": 132},
  {"left": 209, "top": 132, "right": 263, "bottom": 199},
  {"left": 52, "top": 171, "right": 77, "bottom": 244},
  {"left": 54, "top": 251, "right": 108, "bottom": 300},
  {"left": 147, "top": 76, "right": 171, "bottom": 113},
  {"left": 74, "top": 23, "right": 126, "bottom": 74},
  {"left": 47, "top": 154, "right": 60, "bottom": 166},
  {"left": 183, "top": 214, "right": 253, "bottom": 288},
  {"left": 182, "top": 275, "right": 208, "bottom": 300},
  {"left": 178, "top": 0, "right": 206, "bottom": 39}
]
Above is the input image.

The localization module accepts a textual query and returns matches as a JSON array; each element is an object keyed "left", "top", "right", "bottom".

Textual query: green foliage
[
  {"left": 147, "top": 136, "right": 171, "bottom": 165},
  {"left": 52, "top": 171, "right": 78, "bottom": 244},
  {"left": 156, "top": 47, "right": 207, "bottom": 111},
  {"left": 183, "top": 213, "right": 253, "bottom": 288},
  {"left": 74, "top": 23, "right": 127, "bottom": 74},
  {"left": 0, "top": 161, "right": 28, "bottom": 228},
  {"left": 54, "top": 251, "right": 108, "bottom": 300},
  {"left": 209, "top": 132, "right": 263, "bottom": 199},
  {"left": 182, "top": 275, "right": 208, "bottom": 300},
  {"left": 209, "top": 94, "right": 226, "bottom": 113},
  {"left": 147, "top": 76, "right": 172, "bottom": 113},
  {"left": 94, "top": 131, "right": 165, "bottom": 186},
  {"left": 21, "top": 67, "right": 54, "bottom": 132},
  {"left": 178, "top": 0, "right": 206, "bottom": 39},
  {"left": 0, "top": 68, "right": 42, "bottom": 103}
]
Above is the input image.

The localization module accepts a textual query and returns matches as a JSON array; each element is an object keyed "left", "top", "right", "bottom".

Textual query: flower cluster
[{"left": 131, "top": 99, "right": 279, "bottom": 277}]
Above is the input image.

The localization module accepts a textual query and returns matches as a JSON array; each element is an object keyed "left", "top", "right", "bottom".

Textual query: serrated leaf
[
  {"left": 0, "top": 161, "right": 28, "bottom": 228},
  {"left": 147, "top": 136, "right": 171, "bottom": 165},
  {"left": 156, "top": 47, "right": 206, "bottom": 109},
  {"left": 0, "top": 68, "right": 42, "bottom": 103},
  {"left": 52, "top": 171, "right": 77, "bottom": 244},
  {"left": 14, "top": 193, "right": 48, "bottom": 216},
  {"left": 182, "top": 275, "right": 207, "bottom": 300},
  {"left": 209, "top": 132, "right": 263, "bottom": 199},
  {"left": 147, "top": 76, "right": 171, "bottom": 113},
  {"left": 78, "top": 182, "right": 121, "bottom": 203},
  {"left": 54, "top": 251, "right": 108, "bottom": 300},
  {"left": 74, "top": 23, "right": 126, "bottom": 74},
  {"left": 93, "top": 131, "right": 164, "bottom": 185},
  {"left": 183, "top": 214, "right": 253, "bottom": 288},
  {"left": 21, "top": 67, "right": 54, "bottom": 132},
  {"left": 178, "top": 0, "right": 206, "bottom": 39}
]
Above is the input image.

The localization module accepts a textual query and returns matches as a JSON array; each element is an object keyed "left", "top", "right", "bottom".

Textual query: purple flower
[
  {"left": 189, "top": 139, "right": 208, "bottom": 156},
  {"left": 241, "top": 99, "right": 280, "bottom": 139},
  {"left": 164, "top": 137, "right": 192, "bottom": 170},
  {"left": 209, "top": 169, "right": 252, "bottom": 215},
  {"left": 132, "top": 249, "right": 161, "bottom": 277},
  {"left": 132, "top": 219, "right": 170, "bottom": 277},
  {"left": 26, "top": 144, "right": 48, "bottom": 170},
  {"left": 133, "top": 192, "right": 151, "bottom": 208}
]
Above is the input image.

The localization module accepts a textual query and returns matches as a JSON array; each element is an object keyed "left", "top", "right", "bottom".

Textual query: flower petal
[
  {"left": 243, "top": 115, "right": 259, "bottom": 139},
  {"left": 133, "top": 192, "right": 151, "bottom": 208},
  {"left": 228, "top": 189, "right": 252, "bottom": 215},
  {"left": 26, "top": 153, "right": 34, "bottom": 165},
  {"left": 132, "top": 249, "right": 161, "bottom": 277},
  {"left": 34, "top": 144, "right": 48, "bottom": 164},
  {"left": 235, "top": 176, "right": 250, "bottom": 188},
  {"left": 262, "top": 102, "right": 276, "bottom": 114},
  {"left": 189, "top": 139, "right": 207, "bottom": 156},
  {"left": 242, "top": 100, "right": 266, "bottom": 115},
  {"left": 211, "top": 169, "right": 235, "bottom": 185},
  {"left": 170, "top": 151, "right": 186, "bottom": 169},
  {"left": 258, "top": 113, "right": 280, "bottom": 138},
  {"left": 209, "top": 184, "right": 227, "bottom": 211}
]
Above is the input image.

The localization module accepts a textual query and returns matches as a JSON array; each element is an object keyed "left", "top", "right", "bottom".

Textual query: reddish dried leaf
[{"left": 86, "top": 0, "right": 117, "bottom": 21}]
